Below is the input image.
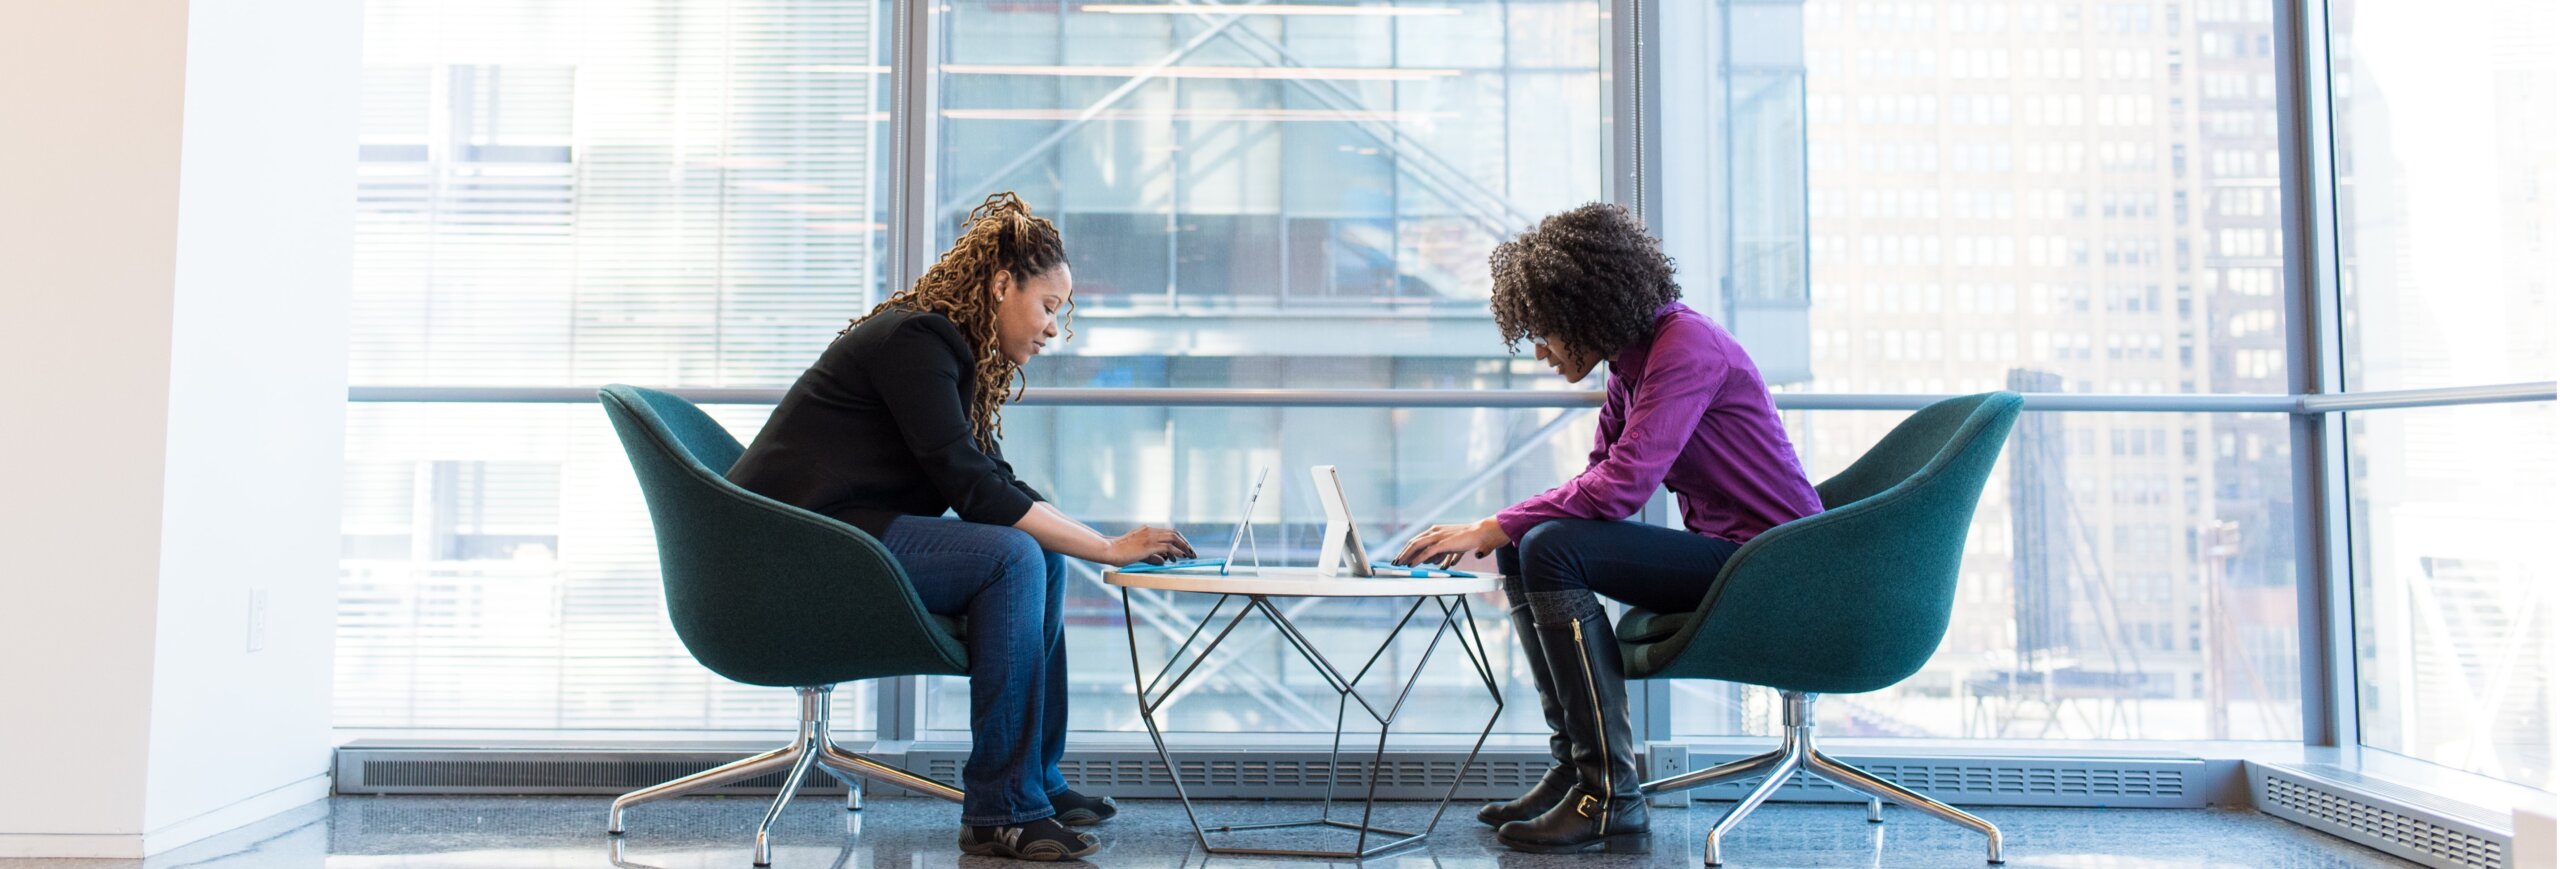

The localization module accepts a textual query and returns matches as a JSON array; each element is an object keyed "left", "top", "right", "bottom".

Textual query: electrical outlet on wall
[
  {"left": 247, "top": 586, "right": 268, "bottom": 652},
  {"left": 1646, "top": 742, "right": 1689, "bottom": 807}
]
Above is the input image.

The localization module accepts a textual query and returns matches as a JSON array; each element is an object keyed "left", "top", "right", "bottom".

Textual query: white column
[{"left": 0, "top": 0, "right": 361, "bottom": 857}]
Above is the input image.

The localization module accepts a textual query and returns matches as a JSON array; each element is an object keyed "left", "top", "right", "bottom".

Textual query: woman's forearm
[{"left": 1013, "top": 501, "right": 1118, "bottom": 563}]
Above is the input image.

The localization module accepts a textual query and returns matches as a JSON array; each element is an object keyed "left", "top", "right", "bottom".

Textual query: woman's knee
[
  {"left": 1515, "top": 520, "right": 1567, "bottom": 558},
  {"left": 980, "top": 526, "right": 1046, "bottom": 579},
  {"left": 956, "top": 526, "right": 1049, "bottom": 604},
  {"left": 1513, "top": 521, "right": 1587, "bottom": 590}
]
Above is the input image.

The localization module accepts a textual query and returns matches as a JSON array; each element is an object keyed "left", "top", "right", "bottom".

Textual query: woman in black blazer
[{"left": 730, "top": 192, "right": 1192, "bottom": 861}]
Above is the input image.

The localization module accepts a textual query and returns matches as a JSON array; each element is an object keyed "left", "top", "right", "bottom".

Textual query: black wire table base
[{"left": 1118, "top": 589, "right": 1505, "bottom": 859}]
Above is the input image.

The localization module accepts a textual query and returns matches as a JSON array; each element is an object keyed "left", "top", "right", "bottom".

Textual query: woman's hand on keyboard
[{"left": 1107, "top": 526, "right": 1196, "bottom": 565}]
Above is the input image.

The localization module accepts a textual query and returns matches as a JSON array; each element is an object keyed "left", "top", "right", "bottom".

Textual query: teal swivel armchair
[
  {"left": 598, "top": 385, "right": 969, "bottom": 866},
  {"left": 1624, "top": 392, "right": 2022, "bottom": 866}
]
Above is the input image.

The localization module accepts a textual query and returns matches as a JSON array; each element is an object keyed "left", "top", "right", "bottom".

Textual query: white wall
[
  {"left": 0, "top": 0, "right": 359, "bottom": 857},
  {"left": 0, "top": 1, "right": 192, "bottom": 850},
  {"left": 144, "top": 0, "right": 361, "bottom": 840}
]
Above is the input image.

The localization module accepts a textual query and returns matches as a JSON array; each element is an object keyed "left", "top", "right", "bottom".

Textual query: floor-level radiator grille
[
  {"left": 2249, "top": 762, "right": 2509, "bottom": 869},
  {"left": 1659, "top": 752, "right": 2203, "bottom": 808},
  {"left": 336, "top": 744, "right": 2206, "bottom": 808}
]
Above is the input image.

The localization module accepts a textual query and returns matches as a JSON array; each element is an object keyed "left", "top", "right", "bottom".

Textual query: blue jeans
[
  {"left": 1498, "top": 519, "right": 1746, "bottom": 617},
  {"left": 880, "top": 515, "right": 1071, "bottom": 826}
]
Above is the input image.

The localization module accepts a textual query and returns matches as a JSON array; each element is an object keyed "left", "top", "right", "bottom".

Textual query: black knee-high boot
[
  {"left": 1477, "top": 600, "right": 1577, "bottom": 826},
  {"left": 1496, "top": 606, "right": 1649, "bottom": 853}
]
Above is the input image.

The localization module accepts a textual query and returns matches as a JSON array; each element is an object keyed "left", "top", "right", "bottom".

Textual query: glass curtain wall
[
  {"left": 328, "top": 0, "right": 2554, "bottom": 777},
  {"left": 2327, "top": 0, "right": 2558, "bottom": 789}
]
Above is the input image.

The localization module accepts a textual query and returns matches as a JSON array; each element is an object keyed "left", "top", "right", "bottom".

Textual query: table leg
[{"left": 1121, "top": 591, "right": 1505, "bottom": 859}]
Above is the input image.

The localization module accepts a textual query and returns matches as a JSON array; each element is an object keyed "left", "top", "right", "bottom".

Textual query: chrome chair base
[
  {"left": 607, "top": 685, "right": 963, "bottom": 866},
  {"left": 1640, "top": 692, "right": 2002, "bottom": 866}
]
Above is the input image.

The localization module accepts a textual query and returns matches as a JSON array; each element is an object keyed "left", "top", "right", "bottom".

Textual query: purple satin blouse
[{"left": 1496, "top": 302, "right": 1824, "bottom": 545}]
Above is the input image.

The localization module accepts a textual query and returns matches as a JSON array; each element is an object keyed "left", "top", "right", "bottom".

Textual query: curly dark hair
[
  {"left": 1488, "top": 202, "right": 1681, "bottom": 360},
  {"left": 843, "top": 191, "right": 1069, "bottom": 454}
]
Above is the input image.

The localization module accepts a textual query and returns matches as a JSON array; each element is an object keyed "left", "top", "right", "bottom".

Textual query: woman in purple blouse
[{"left": 1396, "top": 204, "right": 1825, "bottom": 855}]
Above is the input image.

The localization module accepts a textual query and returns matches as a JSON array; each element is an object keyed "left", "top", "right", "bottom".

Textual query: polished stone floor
[{"left": 5, "top": 795, "right": 2418, "bottom": 869}]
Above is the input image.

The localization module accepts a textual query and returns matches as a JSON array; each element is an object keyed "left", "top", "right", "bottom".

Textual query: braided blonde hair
[{"left": 844, "top": 191, "right": 1070, "bottom": 453}]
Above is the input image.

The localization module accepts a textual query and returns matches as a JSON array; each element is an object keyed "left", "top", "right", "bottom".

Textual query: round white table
[{"left": 1103, "top": 566, "right": 1505, "bottom": 860}]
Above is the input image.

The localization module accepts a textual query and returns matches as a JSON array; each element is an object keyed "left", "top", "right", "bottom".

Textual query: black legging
[{"left": 1496, "top": 519, "right": 1744, "bottom": 622}]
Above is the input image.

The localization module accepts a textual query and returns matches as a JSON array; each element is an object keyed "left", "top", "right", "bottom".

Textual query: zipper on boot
[{"left": 1570, "top": 619, "right": 1609, "bottom": 832}]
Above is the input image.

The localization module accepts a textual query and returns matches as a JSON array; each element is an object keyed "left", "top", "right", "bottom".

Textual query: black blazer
[{"left": 728, "top": 308, "right": 1044, "bottom": 538}]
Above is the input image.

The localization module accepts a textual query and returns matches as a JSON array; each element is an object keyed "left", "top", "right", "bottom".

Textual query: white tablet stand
[
  {"left": 1311, "top": 464, "right": 1375, "bottom": 578},
  {"left": 1222, "top": 507, "right": 1264, "bottom": 577},
  {"left": 1217, "top": 466, "right": 1270, "bottom": 576}
]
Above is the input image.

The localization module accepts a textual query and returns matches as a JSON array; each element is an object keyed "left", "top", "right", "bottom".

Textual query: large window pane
[
  {"left": 2331, "top": 0, "right": 2557, "bottom": 791},
  {"left": 337, "top": 403, "right": 870, "bottom": 734},
  {"left": 1652, "top": 0, "right": 2297, "bottom": 742},
  {"left": 2350, "top": 402, "right": 2558, "bottom": 788},
  {"left": 1673, "top": 411, "right": 2302, "bottom": 741},
  {"left": 1738, "top": 0, "right": 2287, "bottom": 397},
  {"left": 341, "top": 0, "right": 894, "bottom": 733},
  {"left": 2329, "top": 0, "right": 2558, "bottom": 391}
]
